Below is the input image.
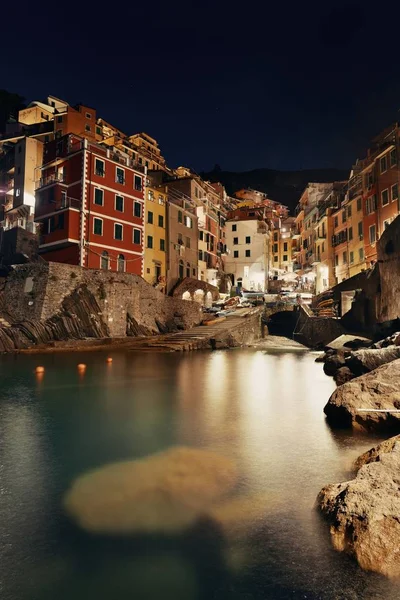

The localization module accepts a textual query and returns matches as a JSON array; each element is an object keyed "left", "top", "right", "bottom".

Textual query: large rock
[
  {"left": 324, "top": 359, "right": 400, "bottom": 432},
  {"left": 317, "top": 437, "right": 400, "bottom": 579},
  {"left": 346, "top": 346, "right": 400, "bottom": 375},
  {"left": 323, "top": 352, "right": 346, "bottom": 376},
  {"left": 333, "top": 366, "right": 354, "bottom": 386},
  {"left": 64, "top": 446, "right": 237, "bottom": 535}
]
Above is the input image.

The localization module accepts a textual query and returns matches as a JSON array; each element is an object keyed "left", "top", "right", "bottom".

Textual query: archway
[
  {"left": 193, "top": 289, "right": 205, "bottom": 304},
  {"left": 205, "top": 291, "right": 213, "bottom": 308},
  {"left": 182, "top": 291, "right": 192, "bottom": 301}
]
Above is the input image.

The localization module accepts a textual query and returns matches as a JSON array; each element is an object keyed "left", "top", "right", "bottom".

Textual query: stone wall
[
  {"left": 1, "top": 262, "right": 202, "bottom": 337},
  {"left": 294, "top": 306, "right": 346, "bottom": 347},
  {"left": 377, "top": 215, "right": 400, "bottom": 323}
]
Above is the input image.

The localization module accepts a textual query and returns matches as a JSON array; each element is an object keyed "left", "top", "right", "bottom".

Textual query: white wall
[{"left": 224, "top": 219, "right": 269, "bottom": 291}]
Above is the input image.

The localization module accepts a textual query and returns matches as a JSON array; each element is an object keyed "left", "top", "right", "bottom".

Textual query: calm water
[{"left": 0, "top": 348, "right": 398, "bottom": 600}]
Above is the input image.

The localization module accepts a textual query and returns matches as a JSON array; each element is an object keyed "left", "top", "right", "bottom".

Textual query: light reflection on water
[{"left": 0, "top": 349, "right": 397, "bottom": 600}]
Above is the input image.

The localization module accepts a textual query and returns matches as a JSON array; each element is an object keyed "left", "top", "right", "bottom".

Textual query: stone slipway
[{"left": 19, "top": 308, "right": 262, "bottom": 354}]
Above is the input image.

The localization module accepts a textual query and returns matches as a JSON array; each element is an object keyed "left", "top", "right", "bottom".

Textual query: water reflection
[{"left": 0, "top": 350, "right": 397, "bottom": 600}]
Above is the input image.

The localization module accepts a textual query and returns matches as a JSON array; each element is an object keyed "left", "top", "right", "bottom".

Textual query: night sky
[{"left": 2, "top": 0, "right": 400, "bottom": 172}]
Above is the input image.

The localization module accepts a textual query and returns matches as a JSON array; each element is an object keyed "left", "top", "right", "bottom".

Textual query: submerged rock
[
  {"left": 64, "top": 446, "right": 237, "bottom": 535},
  {"left": 317, "top": 437, "right": 400, "bottom": 579},
  {"left": 324, "top": 359, "right": 400, "bottom": 432}
]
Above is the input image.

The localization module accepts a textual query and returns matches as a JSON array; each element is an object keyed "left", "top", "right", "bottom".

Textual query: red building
[{"left": 34, "top": 134, "right": 145, "bottom": 274}]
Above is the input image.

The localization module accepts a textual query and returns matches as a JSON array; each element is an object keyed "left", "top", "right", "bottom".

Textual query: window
[
  {"left": 114, "top": 223, "right": 123, "bottom": 241},
  {"left": 96, "top": 126, "right": 102, "bottom": 135},
  {"left": 158, "top": 195, "right": 164, "bottom": 205},
  {"left": 115, "top": 195, "right": 124, "bottom": 212},
  {"left": 179, "top": 261, "right": 184, "bottom": 279},
  {"left": 58, "top": 213, "right": 65, "bottom": 230},
  {"left": 199, "top": 231, "right": 204, "bottom": 241},
  {"left": 93, "top": 218, "right": 103, "bottom": 235},
  {"left": 94, "top": 188, "right": 103, "bottom": 206},
  {"left": 347, "top": 205, "right": 352, "bottom": 217},
  {"left": 380, "top": 155, "right": 388, "bottom": 173},
  {"left": 283, "top": 254, "right": 288, "bottom": 261},
  {"left": 349, "top": 251, "right": 354, "bottom": 264},
  {"left": 134, "top": 202, "right": 142, "bottom": 218},
  {"left": 342, "top": 210, "right": 347, "bottom": 223},
  {"left": 138, "top": 157, "right": 143, "bottom": 165},
  {"left": 85, "top": 124, "right": 91, "bottom": 132},
  {"left": 117, "top": 254, "right": 125, "bottom": 272},
  {"left": 158, "top": 215, "right": 164, "bottom": 227},
  {"left": 382, "top": 189, "right": 389, "bottom": 206},
  {"left": 357, "top": 197, "right": 362, "bottom": 211},
  {"left": 358, "top": 221, "right": 363, "bottom": 239},
  {"left": 233, "top": 250, "right": 239, "bottom": 258},
  {"left": 57, "top": 115, "right": 63, "bottom": 123},
  {"left": 160, "top": 239, "right": 165, "bottom": 251},
  {"left": 61, "top": 191, "right": 67, "bottom": 208},
  {"left": 274, "top": 256, "right": 278, "bottom": 262},
  {"left": 335, "top": 254, "right": 339, "bottom": 266},
  {"left": 283, "top": 242, "right": 288, "bottom": 251},
  {"left": 392, "top": 183, "right": 399, "bottom": 202},
  {"left": 186, "top": 263, "right": 190, "bottom": 278},
  {"left": 390, "top": 149, "right": 397, "bottom": 167},
  {"left": 343, "top": 251, "right": 347, "bottom": 264},
  {"left": 322, "top": 242, "right": 325, "bottom": 253},
  {"left": 246, "top": 236, "right": 251, "bottom": 244},
  {"left": 134, "top": 175, "right": 142, "bottom": 191},
  {"left": 348, "top": 226, "right": 353, "bottom": 241},
  {"left": 100, "top": 251, "right": 109, "bottom": 270},
  {"left": 334, "top": 216, "right": 338, "bottom": 228},
  {"left": 86, "top": 112, "right": 91, "bottom": 119},
  {"left": 273, "top": 243, "right": 278, "bottom": 253},
  {"left": 186, "top": 237, "right": 191, "bottom": 248},
  {"left": 233, "top": 237, "right": 239, "bottom": 245},
  {"left": 232, "top": 224, "right": 237, "bottom": 231},
  {"left": 273, "top": 232, "right": 278, "bottom": 241},
  {"left": 192, "top": 268, "right": 196, "bottom": 277},
  {"left": 178, "top": 233, "right": 183, "bottom": 245},
  {"left": 366, "top": 195, "right": 377, "bottom": 215},
  {"left": 133, "top": 229, "right": 141, "bottom": 244},
  {"left": 245, "top": 249, "right": 251, "bottom": 257},
  {"left": 359, "top": 248, "right": 364, "bottom": 261},
  {"left": 148, "top": 211, "right": 153, "bottom": 224},
  {"left": 178, "top": 211, "right": 183, "bottom": 223},
  {"left": 147, "top": 235, "right": 153, "bottom": 248},
  {"left": 198, "top": 250, "right": 203, "bottom": 261},
  {"left": 369, "top": 224, "right": 376, "bottom": 244},
  {"left": 95, "top": 158, "right": 104, "bottom": 177},
  {"left": 116, "top": 167, "right": 125, "bottom": 184}
]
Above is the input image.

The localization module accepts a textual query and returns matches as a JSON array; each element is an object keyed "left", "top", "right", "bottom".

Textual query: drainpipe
[{"left": 80, "top": 138, "right": 88, "bottom": 267}]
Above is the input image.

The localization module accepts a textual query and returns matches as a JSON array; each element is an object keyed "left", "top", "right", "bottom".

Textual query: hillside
[{"left": 201, "top": 167, "right": 349, "bottom": 213}]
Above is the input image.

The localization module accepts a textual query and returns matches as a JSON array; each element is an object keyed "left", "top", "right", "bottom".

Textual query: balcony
[{"left": 36, "top": 172, "right": 66, "bottom": 190}]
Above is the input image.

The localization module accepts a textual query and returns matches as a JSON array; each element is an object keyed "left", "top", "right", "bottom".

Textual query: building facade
[
  {"left": 143, "top": 180, "right": 168, "bottom": 289},
  {"left": 34, "top": 134, "right": 145, "bottom": 274},
  {"left": 166, "top": 194, "right": 199, "bottom": 293}
]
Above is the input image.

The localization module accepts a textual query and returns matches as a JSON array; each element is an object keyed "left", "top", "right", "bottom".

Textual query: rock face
[
  {"left": 346, "top": 346, "right": 400, "bottom": 375},
  {"left": 317, "top": 437, "right": 400, "bottom": 579},
  {"left": 324, "top": 359, "right": 400, "bottom": 432},
  {"left": 333, "top": 366, "right": 354, "bottom": 386}
]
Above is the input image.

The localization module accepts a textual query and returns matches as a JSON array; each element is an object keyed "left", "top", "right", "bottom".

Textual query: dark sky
[{"left": 2, "top": 0, "right": 400, "bottom": 172}]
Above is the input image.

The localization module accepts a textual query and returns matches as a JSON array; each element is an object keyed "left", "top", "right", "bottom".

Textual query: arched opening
[
  {"left": 182, "top": 291, "right": 191, "bottom": 301},
  {"left": 101, "top": 251, "right": 109, "bottom": 270},
  {"left": 194, "top": 289, "right": 205, "bottom": 304},
  {"left": 205, "top": 291, "right": 213, "bottom": 308},
  {"left": 117, "top": 254, "right": 125, "bottom": 272},
  {"left": 179, "top": 260, "right": 184, "bottom": 279},
  {"left": 186, "top": 262, "right": 190, "bottom": 278}
]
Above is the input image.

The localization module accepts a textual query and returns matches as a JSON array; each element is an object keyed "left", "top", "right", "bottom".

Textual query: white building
[{"left": 224, "top": 217, "right": 270, "bottom": 291}]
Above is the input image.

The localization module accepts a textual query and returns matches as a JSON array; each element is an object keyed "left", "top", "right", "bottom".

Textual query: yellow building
[
  {"left": 346, "top": 172, "right": 366, "bottom": 278},
  {"left": 143, "top": 182, "right": 168, "bottom": 291}
]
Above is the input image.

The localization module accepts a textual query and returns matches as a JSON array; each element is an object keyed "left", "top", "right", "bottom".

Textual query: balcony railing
[{"left": 36, "top": 172, "right": 66, "bottom": 189}]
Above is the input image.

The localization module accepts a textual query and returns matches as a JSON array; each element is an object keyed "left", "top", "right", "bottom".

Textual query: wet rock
[
  {"left": 323, "top": 352, "right": 346, "bottom": 376},
  {"left": 346, "top": 346, "right": 400, "bottom": 375},
  {"left": 324, "top": 359, "right": 400, "bottom": 432},
  {"left": 317, "top": 437, "right": 400, "bottom": 579},
  {"left": 333, "top": 366, "right": 354, "bottom": 387},
  {"left": 315, "top": 353, "right": 326, "bottom": 363},
  {"left": 373, "top": 332, "right": 400, "bottom": 349},
  {"left": 64, "top": 446, "right": 237, "bottom": 535}
]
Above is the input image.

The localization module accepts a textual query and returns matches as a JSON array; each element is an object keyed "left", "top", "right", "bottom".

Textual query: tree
[{"left": 0, "top": 90, "right": 26, "bottom": 134}]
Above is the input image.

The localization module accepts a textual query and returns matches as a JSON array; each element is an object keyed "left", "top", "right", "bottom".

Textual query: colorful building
[
  {"left": 34, "top": 134, "right": 145, "bottom": 274},
  {"left": 143, "top": 178, "right": 168, "bottom": 290}
]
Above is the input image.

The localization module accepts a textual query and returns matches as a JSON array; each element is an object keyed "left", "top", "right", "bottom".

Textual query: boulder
[
  {"left": 346, "top": 346, "right": 400, "bottom": 375},
  {"left": 323, "top": 352, "right": 346, "bottom": 376},
  {"left": 333, "top": 366, "right": 354, "bottom": 387},
  {"left": 324, "top": 359, "right": 400, "bottom": 432},
  {"left": 317, "top": 437, "right": 400, "bottom": 579}
]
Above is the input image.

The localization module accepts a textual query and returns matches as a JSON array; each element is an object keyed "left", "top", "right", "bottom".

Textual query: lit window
[
  {"left": 116, "top": 167, "right": 125, "bottom": 185},
  {"left": 93, "top": 218, "right": 103, "bottom": 235},
  {"left": 115, "top": 195, "right": 124, "bottom": 212},
  {"left": 94, "top": 188, "right": 103, "bottom": 206},
  {"left": 184, "top": 216, "right": 192, "bottom": 228},
  {"left": 148, "top": 190, "right": 154, "bottom": 201},
  {"left": 114, "top": 223, "right": 123, "bottom": 241},
  {"left": 158, "top": 195, "right": 164, "bottom": 205}
]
